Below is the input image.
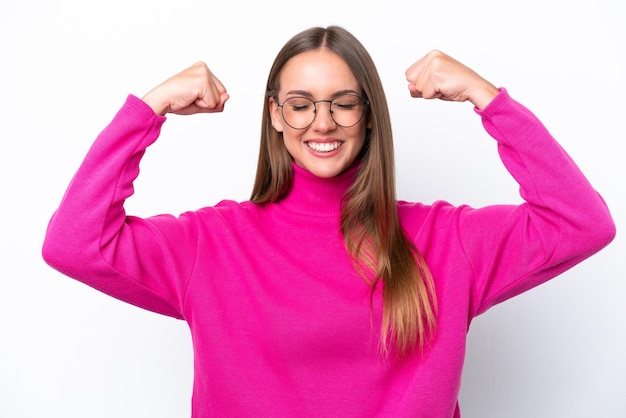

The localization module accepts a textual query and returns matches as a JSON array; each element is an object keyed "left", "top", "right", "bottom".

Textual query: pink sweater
[{"left": 42, "top": 90, "right": 615, "bottom": 417}]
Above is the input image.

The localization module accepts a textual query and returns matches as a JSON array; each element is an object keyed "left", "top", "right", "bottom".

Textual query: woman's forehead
[{"left": 278, "top": 50, "right": 360, "bottom": 94}]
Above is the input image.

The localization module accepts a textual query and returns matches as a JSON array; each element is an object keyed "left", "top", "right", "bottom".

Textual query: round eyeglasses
[{"left": 276, "top": 94, "right": 369, "bottom": 130}]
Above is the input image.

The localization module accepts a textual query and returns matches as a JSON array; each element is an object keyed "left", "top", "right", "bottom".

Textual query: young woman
[{"left": 42, "top": 26, "right": 615, "bottom": 417}]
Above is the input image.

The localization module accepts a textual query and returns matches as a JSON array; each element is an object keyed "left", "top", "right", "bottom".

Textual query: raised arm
[
  {"left": 42, "top": 63, "right": 229, "bottom": 318},
  {"left": 405, "top": 51, "right": 615, "bottom": 315}
]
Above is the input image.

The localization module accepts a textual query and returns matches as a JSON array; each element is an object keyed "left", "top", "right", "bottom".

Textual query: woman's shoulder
[
  {"left": 397, "top": 199, "right": 464, "bottom": 217},
  {"left": 397, "top": 199, "right": 472, "bottom": 236},
  {"left": 188, "top": 199, "right": 265, "bottom": 223}
]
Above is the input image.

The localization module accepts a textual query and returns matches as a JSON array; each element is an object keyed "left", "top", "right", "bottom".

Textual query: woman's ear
[{"left": 269, "top": 97, "right": 284, "bottom": 132}]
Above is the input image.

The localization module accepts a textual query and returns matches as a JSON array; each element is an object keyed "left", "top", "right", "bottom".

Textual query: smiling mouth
[{"left": 306, "top": 141, "right": 342, "bottom": 153}]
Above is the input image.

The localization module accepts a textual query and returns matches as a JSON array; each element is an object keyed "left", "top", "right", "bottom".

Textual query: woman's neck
[{"left": 276, "top": 163, "right": 360, "bottom": 217}]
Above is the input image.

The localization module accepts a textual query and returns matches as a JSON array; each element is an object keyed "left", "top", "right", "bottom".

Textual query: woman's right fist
[{"left": 142, "top": 62, "right": 229, "bottom": 116}]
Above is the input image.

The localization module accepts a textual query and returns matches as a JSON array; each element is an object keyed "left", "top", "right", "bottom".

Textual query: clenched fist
[
  {"left": 142, "top": 62, "right": 230, "bottom": 116},
  {"left": 405, "top": 50, "right": 499, "bottom": 110}
]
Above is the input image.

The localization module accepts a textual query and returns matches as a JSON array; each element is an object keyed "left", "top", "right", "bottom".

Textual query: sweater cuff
[
  {"left": 125, "top": 94, "right": 168, "bottom": 123},
  {"left": 473, "top": 87, "right": 511, "bottom": 119}
]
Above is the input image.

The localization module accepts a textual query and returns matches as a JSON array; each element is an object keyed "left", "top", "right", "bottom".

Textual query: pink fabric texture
[{"left": 42, "top": 89, "right": 615, "bottom": 417}]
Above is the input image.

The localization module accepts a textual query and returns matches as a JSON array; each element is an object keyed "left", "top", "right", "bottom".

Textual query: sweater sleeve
[
  {"left": 42, "top": 95, "right": 197, "bottom": 319},
  {"left": 462, "top": 89, "right": 615, "bottom": 317}
]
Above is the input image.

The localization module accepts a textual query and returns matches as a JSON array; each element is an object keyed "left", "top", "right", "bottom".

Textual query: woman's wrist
[
  {"left": 468, "top": 82, "right": 500, "bottom": 110},
  {"left": 141, "top": 90, "right": 170, "bottom": 116}
]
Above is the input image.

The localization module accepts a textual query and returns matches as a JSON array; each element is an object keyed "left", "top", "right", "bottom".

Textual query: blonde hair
[{"left": 251, "top": 26, "right": 437, "bottom": 355}]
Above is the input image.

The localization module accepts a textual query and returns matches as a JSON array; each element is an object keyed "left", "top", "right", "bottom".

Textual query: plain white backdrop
[{"left": 1, "top": 1, "right": 624, "bottom": 417}]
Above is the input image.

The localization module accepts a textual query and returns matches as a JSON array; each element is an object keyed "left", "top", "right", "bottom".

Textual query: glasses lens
[
  {"left": 331, "top": 94, "right": 365, "bottom": 128},
  {"left": 281, "top": 97, "right": 316, "bottom": 129}
]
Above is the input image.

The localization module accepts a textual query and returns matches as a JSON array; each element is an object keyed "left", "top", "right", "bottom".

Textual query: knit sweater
[{"left": 42, "top": 90, "right": 615, "bottom": 417}]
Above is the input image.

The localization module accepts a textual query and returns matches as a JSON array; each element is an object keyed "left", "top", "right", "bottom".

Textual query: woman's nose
[{"left": 311, "top": 101, "right": 336, "bottom": 131}]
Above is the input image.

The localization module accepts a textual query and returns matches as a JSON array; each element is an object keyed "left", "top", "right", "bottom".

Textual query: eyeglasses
[{"left": 276, "top": 93, "right": 369, "bottom": 130}]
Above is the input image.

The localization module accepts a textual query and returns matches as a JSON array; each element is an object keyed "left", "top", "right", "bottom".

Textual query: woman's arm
[
  {"left": 42, "top": 63, "right": 230, "bottom": 318},
  {"left": 405, "top": 51, "right": 615, "bottom": 315},
  {"left": 466, "top": 90, "right": 615, "bottom": 314}
]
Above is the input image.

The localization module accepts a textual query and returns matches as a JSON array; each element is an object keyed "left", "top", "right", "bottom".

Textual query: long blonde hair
[{"left": 251, "top": 26, "right": 437, "bottom": 355}]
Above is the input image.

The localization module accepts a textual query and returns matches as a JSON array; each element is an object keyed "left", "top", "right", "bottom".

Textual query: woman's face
[{"left": 270, "top": 49, "right": 369, "bottom": 178}]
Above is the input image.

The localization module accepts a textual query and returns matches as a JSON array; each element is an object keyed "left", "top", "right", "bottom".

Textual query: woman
[{"left": 42, "top": 26, "right": 615, "bottom": 417}]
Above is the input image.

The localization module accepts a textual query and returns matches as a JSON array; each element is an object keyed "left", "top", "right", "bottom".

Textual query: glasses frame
[{"left": 276, "top": 93, "right": 370, "bottom": 130}]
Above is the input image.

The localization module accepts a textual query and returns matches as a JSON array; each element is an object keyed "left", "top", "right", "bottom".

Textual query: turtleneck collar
[{"left": 276, "top": 162, "right": 360, "bottom": 217}]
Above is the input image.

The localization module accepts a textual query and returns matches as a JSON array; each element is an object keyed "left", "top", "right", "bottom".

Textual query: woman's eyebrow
[
  {"left": 284, "top": 89, "right": 312, "bottom": 97},
  {"left": 284, "top": 89, "right": 361, "bottom": 98}
]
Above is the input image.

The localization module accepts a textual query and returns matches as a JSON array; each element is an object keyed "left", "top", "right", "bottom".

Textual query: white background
[{"left": 1, "top": 1, "right": 624, "bottom": 417}]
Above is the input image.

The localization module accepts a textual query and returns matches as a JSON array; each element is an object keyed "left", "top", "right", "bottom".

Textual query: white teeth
[{"left": 307, "top": 142, "right": 342, "bottom": 152}]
